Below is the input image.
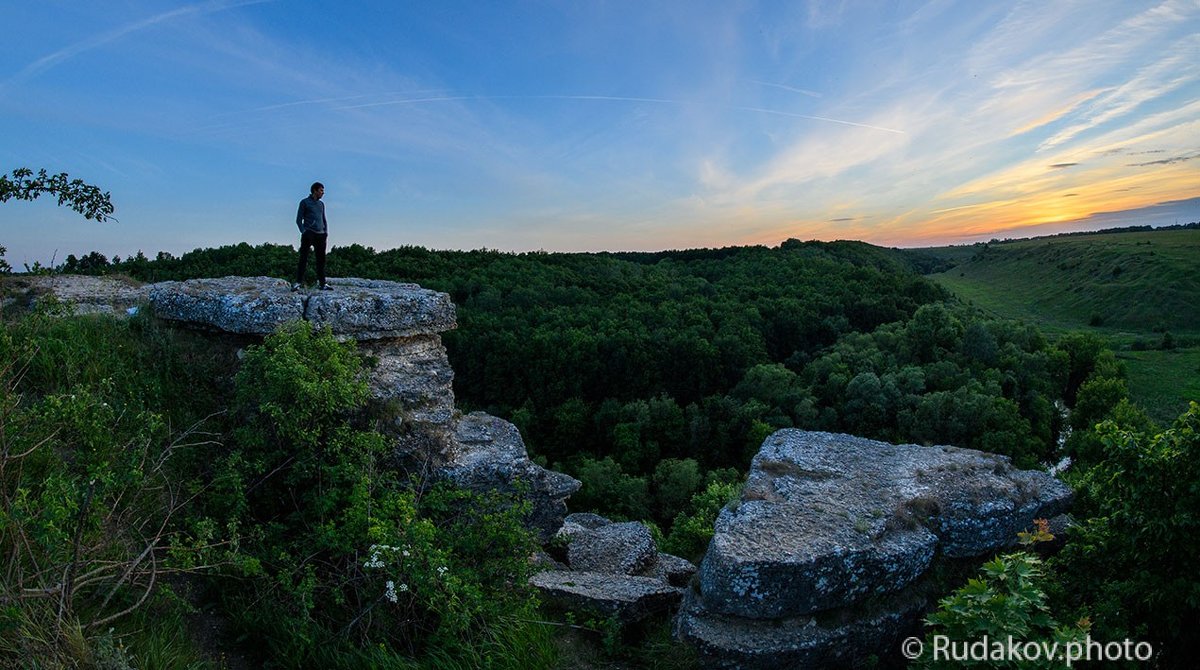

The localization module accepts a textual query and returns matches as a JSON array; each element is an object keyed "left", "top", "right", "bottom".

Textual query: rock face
[
  {"left": 441, "top": 412, "right": 581, "bottom": 542},
  {"left": 148, "top": 276, "right": 454, "bottom": 337},
  {"left": 144, "top": 276, "right": 577, "bottom": 540},
  {"left": 677, "top": 430, "right": 1073, "bottom": 669}
]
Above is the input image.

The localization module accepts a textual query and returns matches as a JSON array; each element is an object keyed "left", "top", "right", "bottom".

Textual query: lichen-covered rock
[
  {"left": 530, "top": 570, "right": 683, "bottom": 625},
  {"left": 440, "top": 412, "right": 581, "bottom": 542},
  {"left": 679, "top": 430, "right": 1074, "bottom": 667},
  {"left": 148, "top": 277, "right": 305, "bottom": 334},
  {"left": 568, "top": 521, "right": 658, "bottom": 575},
  {"left": 304, "top": 278, "right": 456, "bottom": 338},
  {"left": 564, "top": 513, "right": 613, "bottom": 531},
  {"left": 638, "top": 552, "right": 699, "bottom": 587},
  {"left": 5, "top": 275, "right": 149, "bottom": 316},
  {"left": 360, "top": 336, "right": 455, "bottom": 425},
  {"left": 695, "top": 430, "right": 1072, "bottom": 620},
  {"left": 149, "top": 276, "right": 455, "bottom": 339},
  {"left": 556, "top": 512, "right": 613, "bottom": 543}
]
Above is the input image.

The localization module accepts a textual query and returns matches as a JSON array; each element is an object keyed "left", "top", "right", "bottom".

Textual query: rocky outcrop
[
  {"left": 677, "top": 430, "right": 1073, "bottom": 668},
  {"left": 567, "top": 521, "right": 657, "bottom": 575},
  {"left": 142, "top": 276, "right": 577, "bottom": 540},
  {"left": 530, "top": 571, "right": 684, "bottom": 625},
  {"left": 441, "top": 412, "right": 581, "bottom": 542},
  {"left": 530, "top": 515, "right": 696, "bottom": 625},
  {"left": 2, "top": 275, "right": 148, "bottom": 315},
  {"left": 148, "top": 276, "right": 455, "bottom": 337}
]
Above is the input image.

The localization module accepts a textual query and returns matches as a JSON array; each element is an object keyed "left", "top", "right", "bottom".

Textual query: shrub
[
  {"left": 662, "top": 480, "right": 743, "bottom": 561},
  {"left": 1051, "top": 403, "right": 1200, "bottom": 666},
  {"left": 0, "top": 309, "right": 230, "bottom": 666},
  {"left": 215, "top": 322, "right": 549, "bottom": 667},
  {"left": 918, "top": 537, "right": 1088, "bottom": 669}
]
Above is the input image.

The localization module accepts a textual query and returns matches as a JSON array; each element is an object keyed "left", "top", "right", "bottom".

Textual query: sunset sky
[{"left": 2, "top": 1, "right": 1198, "bottom": 267}]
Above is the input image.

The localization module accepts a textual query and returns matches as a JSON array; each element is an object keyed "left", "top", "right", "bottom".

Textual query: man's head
[{"left": 310, "top": 182, "right": 325, "bottom": 199}]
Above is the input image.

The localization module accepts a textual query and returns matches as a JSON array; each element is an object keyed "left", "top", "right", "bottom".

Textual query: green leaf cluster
[{"left": 212, "top": 322, "right": 548, "bottom": 667}]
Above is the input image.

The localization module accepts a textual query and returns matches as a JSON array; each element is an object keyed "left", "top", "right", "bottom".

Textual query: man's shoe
[
  {"left": 291, "top": 282, "right": 302, "bottom": 292},
  {"left": 319, "top": 282, "right": 334, "bottom": 291}
]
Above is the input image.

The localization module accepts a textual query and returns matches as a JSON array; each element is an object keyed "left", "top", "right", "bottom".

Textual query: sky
[{"left": 2, "top": 1, "right": 1198, "bottom": 267}]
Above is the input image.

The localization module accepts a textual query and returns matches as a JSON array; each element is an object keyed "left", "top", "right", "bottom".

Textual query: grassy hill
[
  {"left": 906, "top": 229, "right": 1200, "bottom": 424},
  {"left": 922, "top": 229, "right": 1200, "bottom": 334}
]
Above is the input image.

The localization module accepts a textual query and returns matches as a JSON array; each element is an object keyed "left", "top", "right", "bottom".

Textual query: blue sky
[{"left": 2, "top": 1, "right": 1198, "bottom": 267}]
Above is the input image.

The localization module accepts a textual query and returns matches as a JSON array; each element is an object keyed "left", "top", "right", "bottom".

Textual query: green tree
[
  {"left": 0, "top": 167, "right": 115, "bottom": 222},
  {"left": 1, "top": 167, "right": 115, "bottom": 273},
  {"left": 652, "top": 458, "right": 703, "bottom": 524},
  {"left": 919, "top": 548, "right": 1088, "bottom": 669},
  {"left": 1052, "top": 403, "right": 1200, "bottom": 666}
]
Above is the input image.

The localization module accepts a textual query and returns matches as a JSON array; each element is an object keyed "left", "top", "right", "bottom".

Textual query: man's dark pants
[{"left": 296, "top": 231, "right": 327, "bottom": 285}]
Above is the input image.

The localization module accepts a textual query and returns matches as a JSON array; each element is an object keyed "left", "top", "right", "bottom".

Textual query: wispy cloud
[
  {"left": 750, "top": 79, "right": 822, "bottom": 98},
  {"left": 2, "top": 0, "right": 274, "bottom": 91},
  {"left": 1129, "top": 153, "right": 1198, "bottom": 167},
  {"left": 1039, "top": 34, "right": 1200, "bottom": 150}
]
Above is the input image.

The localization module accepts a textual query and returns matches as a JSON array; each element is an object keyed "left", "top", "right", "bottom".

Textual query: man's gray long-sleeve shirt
[{"left": 296, "top": 196, "right": 327, "bottom": 234}]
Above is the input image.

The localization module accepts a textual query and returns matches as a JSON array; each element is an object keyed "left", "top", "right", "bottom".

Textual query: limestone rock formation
[
  {"left": 553, "top": 513, "right": 605, "bottom": 543},
  {"left": 148, "top": 276, "right": 454, "bottom": 337},
  {"left": 3, "top": 274, "right": 148, "bottom": 315},
  {"left": 531, "top": 515, "right": 695, "bottom": 626},
  {"left": 440, "top": 412, "right": 581, "bottom": 542},
  {"left": 638, "top": 552, "right": 698, "bottom": 587},
  {"left": 144, "top": 276, "right": 577, "bottom": 540},
  {"left": 530, "top": 571, "right": 684, "bottom": 625},
  {"left": 677, "top": 429, "right": 1073, "bottom": 668},
  {"left": 567, "top": 521, "right": 657, "bottom": 575}
]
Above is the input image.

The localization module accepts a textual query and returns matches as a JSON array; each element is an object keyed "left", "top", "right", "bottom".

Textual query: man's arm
[{"left": 296, "top": 200, "right": 305, "bottom": 232}]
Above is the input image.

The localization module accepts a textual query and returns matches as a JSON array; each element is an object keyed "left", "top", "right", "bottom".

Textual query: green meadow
[{"left": 914, "top": 228, "right": 1200, "bottom": 425}]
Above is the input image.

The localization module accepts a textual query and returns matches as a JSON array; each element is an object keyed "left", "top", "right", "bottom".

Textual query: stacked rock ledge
[
  {"left": 144, "top": 276, "right": 576, "bottom": 542},
  {"left": 529, "top": 514, "right": 697, "bottom": 625},
  {"left": 677, "top": 429, "right": 1073, "bottom": 668}
]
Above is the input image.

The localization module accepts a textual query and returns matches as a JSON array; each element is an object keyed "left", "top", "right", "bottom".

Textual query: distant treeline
[
  {"left": 986, "top": 221, "right": 1200, "bottom": 244},
  {"left": 899, "top": 221, "right": 1200, "bottom": 275}
]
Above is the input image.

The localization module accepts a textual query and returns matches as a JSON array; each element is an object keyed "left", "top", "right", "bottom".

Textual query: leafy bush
[
  {"left": 1051, "top": 403, "right": 1200, "bottom": 666},
  {"left": 661, "top": 480, "right": 742, "bottom": 561},
  {"left": 214, "top": 322, "right": 551, "bottom": 667},
  {"left": 0, "top": 308, "right": 228, "bottom": 667},
  {"left": 918, "top": 533, "right": 1088, "bottom": 669}
]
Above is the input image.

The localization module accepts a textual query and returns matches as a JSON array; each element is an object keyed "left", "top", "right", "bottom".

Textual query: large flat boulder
[
  {"left": 676, "top": 584, "right": 926, "bottom": 669},
  {"left": 148, "top": 277, "right": 305, "bottom": 334},
  {"left": 530, "top": 571, "right": 683, "bottom": 625},
  {"left": 695, "top": 431, "right": 1072, "bottom": 620},
  {"left": 305, "top": 278, "right": 456, "bottom": 338},
  {"left": 148, "top": 276, "right": 455, "bottom": 338}
]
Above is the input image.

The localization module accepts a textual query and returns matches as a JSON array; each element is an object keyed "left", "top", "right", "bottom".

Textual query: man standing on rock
[{"left": 294, "top": 181, "right": 331, "bottom": 291}]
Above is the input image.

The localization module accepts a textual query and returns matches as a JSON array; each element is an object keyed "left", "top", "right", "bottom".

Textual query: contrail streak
[
  {"left": 333, "top": 93, "right": 906, "bottom": 134},
  {"left": 3, "top": 0, "right": 274, "bottom": 90},
  {"left": 734, "top": 106, "right": 906, "bottom": 134},
  {"left": 750, "top": 80, "right": 823, "bottom": 98}
]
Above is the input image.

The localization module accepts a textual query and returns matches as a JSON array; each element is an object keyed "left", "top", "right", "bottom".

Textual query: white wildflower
[
  {"left": 437, "top": 566, "right": 448, "bottom": 576},
  {"left": 384, "top": 580, "right": 398, "bottom": 603}
]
